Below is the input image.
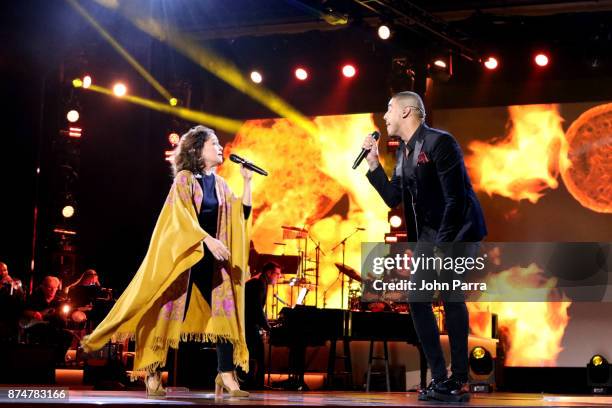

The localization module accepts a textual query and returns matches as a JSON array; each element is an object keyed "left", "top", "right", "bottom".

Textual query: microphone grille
[{"left": 372, "top": 131, "right": 381, "bottom": 140}]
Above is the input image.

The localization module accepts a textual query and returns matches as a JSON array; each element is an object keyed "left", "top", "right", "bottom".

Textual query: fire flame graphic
[
  {"left": 466, "top": 105, "right": 565, "bottom": 203},
  {"left": 560, "top": 103, "right": 612, "bottom": 213},
  {"left": 218, "top": 114, "right": 389, "bottom": 308},
  {"left": 217, "top": 112, "right": 574, "bottom": 366},
  {"left": 468, "top": 263, "right": 571, "bottom": 366}
]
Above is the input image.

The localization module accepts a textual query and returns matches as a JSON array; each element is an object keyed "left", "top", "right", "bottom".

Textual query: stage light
[
  {"left": 377, "top": 25, "right": 391, "bottom": 40},
  {"left": 384, "top": 232, "right": 407, "bottom": 243},
  {"left": 593, "top": 355, "right": 606, "bottom": 366},
  {"left": 484, "top": 57, "right": 498, "bottom": 70},
  {"left": 53, "top": 228, "right": 77, "bottom": 235},
  {"left": 169, "top": 97, "right": 178, "bottom": 106},
  {"left": 434, "top": 59, "right": 447, "bottom": 69},
  {"left": 66, "top": 110, "right": 80, "bottom": 123},
  {"left": 250, "top": 71, "right": 263, "bottom": 84},
  {"left": 389, "top": 215, "right": 402, "bottom": 228},
  {"left": 342, "top": 64, "right": 356, "bottom": 78},
  {"left": 62, "top": 304, "right": 71, "bottom": 315},
  {"left": 72, "top": 78, "right": 83, "bottom": 88},
  {"left": 83, "top": 75, "right": 92, "bottom": 89},
  {"left": 469, "top": 346, "right": 495, "bottom": 392},
  {"left": 588, "top": 354, "right": 611, "bottom": 394},
  {"left": 62, "top": 205, "right": 75, "bottom": 218},
  {"left": 429, "top": 56, "right": 452, "bottom": 82},
  {"left": 388, "top": 208, "right": 405, "bottom": 232},
  {"left": 295, "top": 68, "right": 308, "bottom": 81},
  {"left": 534, "top": 53, "right": 549, "bottom": 67},
  {"left": 385, "top": 234, "right": 398, "bottom": 243},
  {"left": 472, "top": 346, "right": 486, "bottom": 360},
  {"left": 168, "top": 132, "right": 180, "bottom": 146},
  {"left": 68, "top": 127, "right": 82, "bottom": 138},
  {"left": 113, "top": 82, "right": 127, "bottom": 97}
]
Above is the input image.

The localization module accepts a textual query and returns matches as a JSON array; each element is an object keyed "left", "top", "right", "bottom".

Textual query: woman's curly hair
[{"left": 171, "top": 125, "right": 215, "bottom": 176}]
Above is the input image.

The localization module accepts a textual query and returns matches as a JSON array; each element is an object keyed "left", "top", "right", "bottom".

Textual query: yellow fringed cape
[{"left": 81, "top": 170, "right": 251, "bottom": 375}]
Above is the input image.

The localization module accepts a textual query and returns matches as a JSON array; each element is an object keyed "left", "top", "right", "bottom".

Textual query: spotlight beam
[
  {"left": 76, "top": 82, "right": 242, "bottom": 133},
  {"left": 91, "top": 0, "right": 318, "bottom": 136},
  {"left": 66, "top": 0, "right": 175, "bottom": 103}
]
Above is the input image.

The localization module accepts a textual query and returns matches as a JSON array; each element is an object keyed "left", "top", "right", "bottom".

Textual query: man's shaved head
[{"left": 393, "top": 91, "right": 426, "bottom": 120}]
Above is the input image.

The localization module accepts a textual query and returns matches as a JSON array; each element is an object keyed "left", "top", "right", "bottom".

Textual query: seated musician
[
  {"left": 0, "top": 262, "right": 12, "bottom": 286},
  {"left": 0, "top": 261, "right": 23, "bottom": 295},
  {"left": 22, "top": 276, "right": 73, "bottom": 364},
  {"left": 0, "top": 261, "right": 24, "bottom": 342},
  {"left": 65, "top": 269, "right": 110, "bottom": 331},
  {"left": 65, "top": 269, "right": 100, "bottom": 305},
  {"left": 244, "top": 261, "right": 282, "bottom": 389}
]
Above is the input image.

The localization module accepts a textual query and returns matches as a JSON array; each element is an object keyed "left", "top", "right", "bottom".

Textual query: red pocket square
[{"left": 417, "top": 151, "right": 430, "bottom": 164}]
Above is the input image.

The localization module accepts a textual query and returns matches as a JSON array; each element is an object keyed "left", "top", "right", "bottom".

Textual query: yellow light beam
[
  {"left": 92, "top": 0, "right": 318, "bottom": 136},
  {"left": 66, "top": 0, "right": 175, "bottom": 104},
  {"left": 75, "top": 81, "right": 242, "bottom": 133}
]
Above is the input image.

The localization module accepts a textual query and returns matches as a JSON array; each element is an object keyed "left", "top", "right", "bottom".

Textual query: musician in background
[
  {"left": 0, "top": 261, "right": 23, "bottom": 342},
  {"left": 244, "top": 261, "right": 282, "bottom": 389},
  {"left": 0, "top": 262, "right": 12, "bottom": 285},
  {"left": 66, "top": 269, "right": 101, "bottom": 306},
  {"left": 22, "top": 276, "right": 72, "bottom": 364}
]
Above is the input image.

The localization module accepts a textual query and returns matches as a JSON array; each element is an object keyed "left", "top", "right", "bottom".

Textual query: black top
[
  {"left": 245, "top": 275, "right": 270, "bottom": 331},
  {"left": 198, "top": 172, "right": 220, "bottom": 235},
  {"left": 24, "top": 288, "right": 66, "bottom": 327},
  {"left": 25, "top": 288, "right": 59, "bottom": 312},
  {"left": 401, "top": 133, "right": 418, "bottom": 188},
  {"left": 196, "top": 173, "right": 251, "bottom": 237}
]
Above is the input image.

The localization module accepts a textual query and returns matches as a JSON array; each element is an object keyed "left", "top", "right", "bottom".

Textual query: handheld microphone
[
  {"left": 229, "top": 153, "right": 268, "bottom": 176},
  {"left": 352, "top": 131, "right": 380, "bottom": 169}
]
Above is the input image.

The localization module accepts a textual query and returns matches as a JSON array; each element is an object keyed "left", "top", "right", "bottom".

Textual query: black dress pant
[
  {"left": 245, "top": 326, "right": 265, "bottom": 389},
  {"left": 408, "top": 228, "right": 480, "bottom": 382}
]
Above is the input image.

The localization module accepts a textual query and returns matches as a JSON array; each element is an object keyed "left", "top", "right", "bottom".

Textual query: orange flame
[
  {"left": 218, "top": 114, "right": 390, "bottom": 308},
  {"left": 468, "top": 263, "right": 571, "bottom": 366},
  {"left": 466, "top": 105, "right": 565, "bottom": 203}
]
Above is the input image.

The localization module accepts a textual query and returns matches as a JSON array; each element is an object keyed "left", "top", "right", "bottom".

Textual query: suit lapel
[{"left": 412, "top": 124, "right": 427, "bottom": 168}]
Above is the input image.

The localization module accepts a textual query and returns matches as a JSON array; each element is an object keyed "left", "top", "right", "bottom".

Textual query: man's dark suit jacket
[
  {"left": 245, "top": 276, "right": 270, "bottom": 332},
  {"left": 367, "top": 124, "right": 487, "bottom": 243}
]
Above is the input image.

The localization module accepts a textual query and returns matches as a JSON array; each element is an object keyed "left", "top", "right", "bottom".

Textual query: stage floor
[{"left": 1, "top": 390, "right": 611, "bottom": 407}]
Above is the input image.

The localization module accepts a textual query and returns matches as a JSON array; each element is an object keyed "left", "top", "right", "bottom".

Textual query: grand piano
[{"left": 269, "top": 306, "right": 426, "bottom": 390}]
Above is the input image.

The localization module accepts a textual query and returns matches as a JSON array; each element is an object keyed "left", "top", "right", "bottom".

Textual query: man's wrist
[{"left": 368, "top": 161, "right": 380, "bottom": 172}]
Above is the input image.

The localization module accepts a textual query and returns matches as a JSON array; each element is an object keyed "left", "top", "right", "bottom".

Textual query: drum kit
[
  {"left": 64, "top": 286, "right": 115, "bottom": 332},
  {"left": 255, "top": 224, "right": 408, "bottom": 314}
]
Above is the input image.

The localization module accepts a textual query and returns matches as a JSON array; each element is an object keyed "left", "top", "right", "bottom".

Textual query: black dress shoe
[
  {"left": 428, "top": 376, "right": 470, "bottom": 403},
  {"left": 417, "top": 378, "right": 446, "bottom": 401}
]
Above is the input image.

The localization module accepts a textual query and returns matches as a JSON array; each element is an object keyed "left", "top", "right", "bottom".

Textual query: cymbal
[
  {"left": 278, "top": 277, "right": 317, "bottom": 287},
  {"left": 281, "top": 225, "right": 308, "bottom": 233},
  {"left": 334, "top": 263, "right": 362, "bottom": 282}
]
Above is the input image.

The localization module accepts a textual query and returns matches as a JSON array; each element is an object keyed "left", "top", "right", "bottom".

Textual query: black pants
[
  {"left": 408, "top": 230, "right": 480, "bottom": 382},
  {"left": 245, "top": 327, "right": 265, "bottom": 389},
  {"left": 26, "top": 323, "right": 73, "bottom": 364},
  {"left": 185, "top": 250, "right": 234, "bottom": 373}
]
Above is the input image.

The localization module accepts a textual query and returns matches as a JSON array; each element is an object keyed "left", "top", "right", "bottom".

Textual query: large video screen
[{"left": 216, "top": 101, "right": 611, "bottom": 367}]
